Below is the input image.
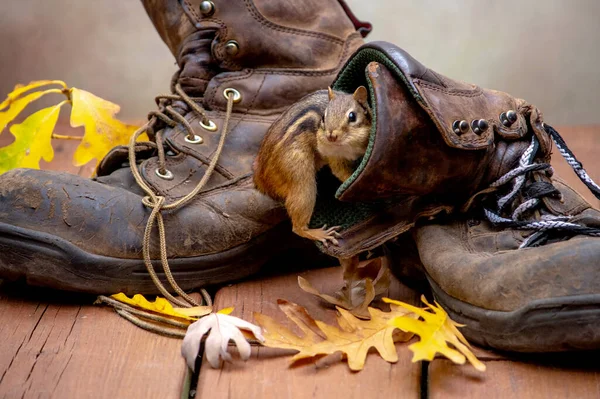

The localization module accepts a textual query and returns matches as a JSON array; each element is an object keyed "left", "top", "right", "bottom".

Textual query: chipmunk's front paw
[{"left": 302, "top": 225, "right": 342, "bottom": 247}]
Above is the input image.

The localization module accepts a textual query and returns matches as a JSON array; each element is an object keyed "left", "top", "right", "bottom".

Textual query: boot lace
[
  {"left": 127, "top": 82, "right": 238, "bottom": 308},
  {"left": 483, "top": 124, "right": 600, "bottom": 248}
]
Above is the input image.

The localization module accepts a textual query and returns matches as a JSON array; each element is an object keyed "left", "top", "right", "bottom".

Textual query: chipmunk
[{"left": 253, "top": 86, "right": 372, "bottom": 246}]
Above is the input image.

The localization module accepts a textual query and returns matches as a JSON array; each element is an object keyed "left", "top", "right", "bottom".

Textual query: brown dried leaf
[
  {"left": 298, "top": 256, "right": 391, "bottom": 319},
  {"left": 254, "top": 299, "right": 415, "bottom": 371}
]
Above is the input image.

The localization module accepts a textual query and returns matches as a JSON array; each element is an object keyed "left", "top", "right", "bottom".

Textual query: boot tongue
[
  {"left": 482, "top": 140, "right": 531, "bottom": 185},
  {"left": 174, "top": 29, "right": 220, "bottom": 97}
]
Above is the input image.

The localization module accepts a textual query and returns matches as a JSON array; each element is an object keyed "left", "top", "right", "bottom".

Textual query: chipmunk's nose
[{"left": 327, "top": 132, "right": 338, "bottom": 142}]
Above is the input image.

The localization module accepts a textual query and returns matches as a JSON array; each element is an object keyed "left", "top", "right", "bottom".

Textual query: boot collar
[{"left": 331, "top": 41, "right": 552, "bottom": 202}]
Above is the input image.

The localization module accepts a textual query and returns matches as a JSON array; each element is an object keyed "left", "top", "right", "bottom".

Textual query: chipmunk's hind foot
[{"left": 297, "top": 225, "right": 342, "bottom": 247}]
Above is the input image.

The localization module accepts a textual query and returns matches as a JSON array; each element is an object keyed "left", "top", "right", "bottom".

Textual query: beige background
[{"left": 1, "top": 0, "right": 599, "bottom": 124}]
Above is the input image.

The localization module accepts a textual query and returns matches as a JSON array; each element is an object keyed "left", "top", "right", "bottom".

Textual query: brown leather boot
[
  {"left": 312, "top": 41, "right": 600, "bottom": 351},
  {"left": 0, "top": 0, "right": 366, "bottom": 297}
]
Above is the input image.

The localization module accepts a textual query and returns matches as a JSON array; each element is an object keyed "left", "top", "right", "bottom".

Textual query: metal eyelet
[
  {"left": 452, "top": 120, "right": 469, "bottom": 135},
  {"left": 155, "top": 168, "right": 174, "bottom": 180},
  {"left": 199, "top": 1, "right": 215, "bottom": 16},
  {"left": 225, "top": 40, "right": 240, "bottom": 56},
  {"left": 223, "top": 88, "right": 242, "bottom": 103},
  {"left": 471, "top": 119, "right": 489, "bottom": 135},
  {"left": 199, "top": 119, "right": 217, "bottom": 132},
  {"left": 500, "top": 110, "right": 518, "bottom": 127},
  {"left": 185, "top": 135, "right": 204, "bottom": 144}
]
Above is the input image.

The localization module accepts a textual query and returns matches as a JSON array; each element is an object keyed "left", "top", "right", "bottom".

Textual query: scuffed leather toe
[
  {"left": 0, "top": 168, "right": 286, "bottom": 259},
  {"left": 415, "top": 220, "right": 600, "bottom": 312},
  {"left": 0, "top": 168, "right": 293, "bottom": 293}
]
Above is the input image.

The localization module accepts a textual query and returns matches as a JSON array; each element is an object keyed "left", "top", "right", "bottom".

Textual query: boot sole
[
  {"left": 428, "top": 275, "right": 600, "bottom": 352},
  {"left": 0, "top": 221, "right": 295, "bottom": 295}
]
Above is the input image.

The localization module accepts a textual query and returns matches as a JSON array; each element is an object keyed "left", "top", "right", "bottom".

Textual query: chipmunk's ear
[
  {"left": 328, "top": 87, "right": 336, "bottom": 101},
  {"left": 353, "top": 86, "right": 368, "bottom": 106}
]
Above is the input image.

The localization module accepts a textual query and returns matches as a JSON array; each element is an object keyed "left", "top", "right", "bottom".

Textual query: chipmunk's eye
[{"left": 348, "top": 111, "right": 357, "bottom": 123}]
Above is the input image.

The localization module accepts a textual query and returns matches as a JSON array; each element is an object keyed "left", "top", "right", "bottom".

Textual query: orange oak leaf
[{"left": 254, "top": 299, "right": 415, "bottom": 371}]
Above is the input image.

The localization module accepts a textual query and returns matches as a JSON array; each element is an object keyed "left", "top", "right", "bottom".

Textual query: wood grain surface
[
  {"left": 196, "top": 266, "right": 423, "bottom": 399},
  {"left": 0, "top": 286, "right": 189, "bottom": 399},
  {"left": 429, "top": 357, "right": 600, "bottom": 399},
  {"left": 0, "top": 125, "right": 598, "bottom": 399}
]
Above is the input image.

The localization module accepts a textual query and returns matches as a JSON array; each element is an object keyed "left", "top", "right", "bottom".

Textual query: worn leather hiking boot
[
  {"left": 415, "top": 183, "right": 600, "bottom": 352},
  {"left": 310, "top": 41, "right": 600, "bottom": 351},
  {"left": 0, "top": 0, "right": 367, "bottom": 298}
]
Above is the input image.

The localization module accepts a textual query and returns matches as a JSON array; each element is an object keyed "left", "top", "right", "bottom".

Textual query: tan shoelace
[{"left": 127, "top": 83, "right": 237, "bottom": 308}]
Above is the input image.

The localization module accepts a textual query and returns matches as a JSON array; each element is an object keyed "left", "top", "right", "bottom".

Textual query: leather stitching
[
  {"left": 429, "top": 70, "right": 447, "bottom": 88},
  {"left": 246, "top": 73, "right": 266, "bottom": 113},
  {"left": 203, "top": 110, "right": 277, "bottom": 123},
  {"left": 170, "top": 129, "right": 235, "bottom": 179},
  {"left": 143, "top": 156, "right": 192, "bottom": 199},
  {"left": 416, "top": 80, "right": 484, "bottom": 97},
  {"left": 206, "top": 69, "right": 254, "bottom": 109},
  {"left": 183, "top": 0, "right": 201, "bottom": 22},
  {"left": 414, "top": 80, "right": 504, "bottom": 147},
  {"left": 206, "top": 31, "right": 359, "bottom": 105},
  {"left": 184, "top": 0, "right": 346, "bottom": 44},
  {"left": 223, "top": 72, "right": 267, "bottom": 130},
  {"left": 242, "top": 0, "right": 344, "bottom": 44},
  {"left": 253, "top": 69, "right": 338, "bottom": 77},
  {"left": 194, "top": 174, "right": 256, "bottom": 199},
  {"left": 417, "top": 80, "right": 525, "bottom": 140},
  {"left": 416, "top": 87, "right": 491, "bottom": 147},
  {"left": 215, "top": 29, "right": 245, "bottom": 70}
]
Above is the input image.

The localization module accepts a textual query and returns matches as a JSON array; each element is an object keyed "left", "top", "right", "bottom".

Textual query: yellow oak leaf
[
  {"left": 254, "top": 299, "right": 415, "bottom": 371},
  {"left": 0, "top": 103, "right": 64, "bottom": 174},
  {"left": 111, "top": 293, "right": 212, "bottom": 321},
  {"left": 0, "top": 90, "right": 62, "bottom": 136},
  {"left": 0, "top": 80, "right": 67, "bottom": 112},
  {"left": 385, "top": 296, "right": 486, "bottom": 371},
  {"left": 172, "top": 306, "right": 215, "bottom": 318},
  {"left": 70, "top": 88, "right": 142, "bottom": 166}
]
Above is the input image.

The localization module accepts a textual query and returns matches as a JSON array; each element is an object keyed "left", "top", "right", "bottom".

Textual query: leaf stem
[
  {"left": 41, "top": 88, "right": 66, "bottom": 96},
  {"left": 63, "top": 88, "right": 72, "bottom": 101},
  {"left": 51, "top": 134, "right": 82, "bottom": 140},
  {"left": 48, "top": 100, "right": 76, "bottom": 141},
  {"left": 52, "top": 80, "right": 69, "bottom": 89}
]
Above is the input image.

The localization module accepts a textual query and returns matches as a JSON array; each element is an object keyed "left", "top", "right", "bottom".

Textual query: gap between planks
[
  {"left": 0, "top": 286, "right": 190, "bottom": 399},
  {"left": 196, "top": 266, "right": 424, "bottom": 399}
]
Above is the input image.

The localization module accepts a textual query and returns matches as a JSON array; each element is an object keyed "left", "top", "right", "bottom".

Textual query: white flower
[{"left": 181, "top": 312, "right": 264, "bottom": 370}]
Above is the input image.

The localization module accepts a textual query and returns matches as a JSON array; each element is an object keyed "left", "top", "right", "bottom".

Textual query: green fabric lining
[
  {"left": 332, "top": 48, "right": 422, "bottom": 198},
  {"left": 308, "top": 47, "right": 417, "bottom": 231},
  {"left": 308, "top": 170, "right": 389, "bottom": 230}
]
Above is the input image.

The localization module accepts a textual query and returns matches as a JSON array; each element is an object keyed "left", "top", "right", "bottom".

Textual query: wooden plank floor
[
  {"left": 429, "top": 357, "right": 600, "bottom": 399},
  {"left": 0, "top": 130, "right": 190, "bottom": 399},
  {"left": 0, "top": 125, "right": 599, "bottom": 399},
  {"left": 0, "top": 285, "right": 189, "bottom": 399},
  {"left": 196, "top": 267, "right": 423, "bottom": 399}
]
